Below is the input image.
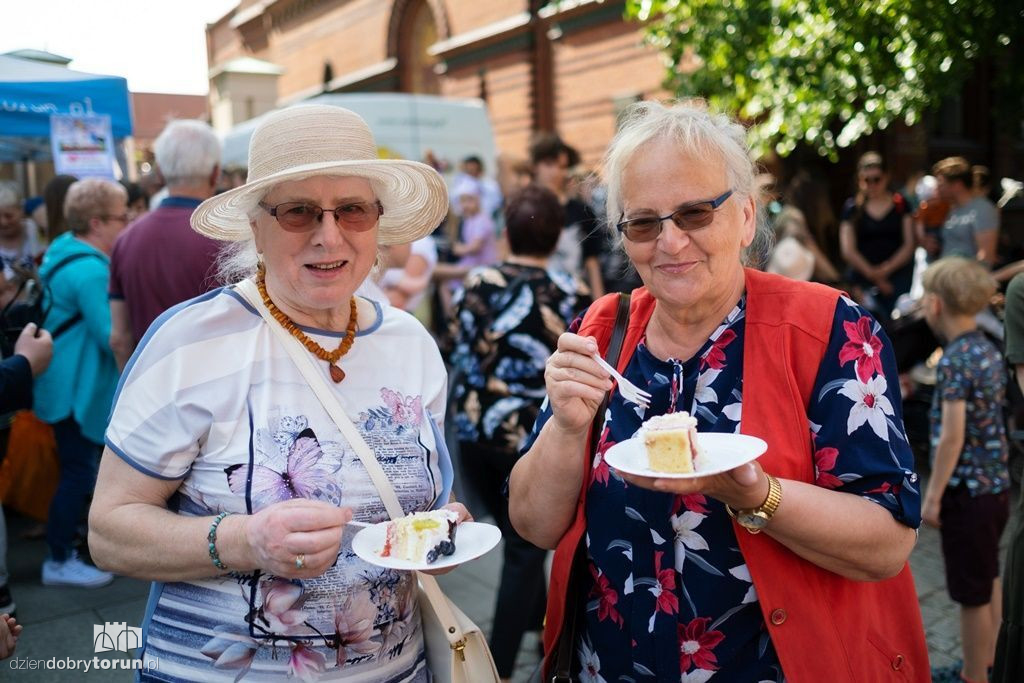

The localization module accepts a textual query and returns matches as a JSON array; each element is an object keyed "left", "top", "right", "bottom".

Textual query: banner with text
[{"left": 50, "top": 114, "right": 115, "bottom": 179}]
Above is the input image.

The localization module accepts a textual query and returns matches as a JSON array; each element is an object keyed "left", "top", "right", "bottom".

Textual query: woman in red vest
[{"left": 509, "top": 100, "right": 929, "bottom": 682}]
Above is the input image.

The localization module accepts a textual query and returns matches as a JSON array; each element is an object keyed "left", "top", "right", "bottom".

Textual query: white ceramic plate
[
  {"left": 603, "top": 432, "right": 768, "bottom": 479},
  {"left": 351, "top": 520, "right": 502, "bottom": 571}
]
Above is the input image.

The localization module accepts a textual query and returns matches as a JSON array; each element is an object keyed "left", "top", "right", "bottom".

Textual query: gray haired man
[{"left": 108, "top": 120, "right": 223, "bottom": 368}]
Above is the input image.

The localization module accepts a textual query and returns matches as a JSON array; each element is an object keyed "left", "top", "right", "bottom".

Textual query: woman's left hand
[
  {"left": 420, "top": 502, "right": 473, "bottom": 576},
  {"left": 921, "top": 495, "right": 941, "bottom": 528},
  {"left": 618, "top": 461, "right": 770, "bottom": 512}
]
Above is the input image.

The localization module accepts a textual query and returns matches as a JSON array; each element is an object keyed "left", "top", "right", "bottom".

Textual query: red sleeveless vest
[{"left": 542, "top": 269, "right": 929, "bottom": 681}]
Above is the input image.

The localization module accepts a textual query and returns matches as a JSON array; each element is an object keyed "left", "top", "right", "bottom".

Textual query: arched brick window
[{"left": 389, "top": 0, "right": 449, "bottom": 94}]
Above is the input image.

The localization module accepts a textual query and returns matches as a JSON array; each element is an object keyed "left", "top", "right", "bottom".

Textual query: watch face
[{"left": 738, "top": 511, "right": 768, "bottom": 529}]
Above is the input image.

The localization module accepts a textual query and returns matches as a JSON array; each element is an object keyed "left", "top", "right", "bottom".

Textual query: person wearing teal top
[{"left": 33, "top": 178, "right": 129, "bottom": 589}]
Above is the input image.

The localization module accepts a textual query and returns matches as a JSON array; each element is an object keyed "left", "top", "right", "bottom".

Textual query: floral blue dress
[{"left": 525, "top": 294, "right": 921, "bottom": 682}]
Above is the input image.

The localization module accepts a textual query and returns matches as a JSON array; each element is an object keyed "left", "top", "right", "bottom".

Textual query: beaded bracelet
[{"left": 207, "top": 512, "right": 232, "bottom": 571}]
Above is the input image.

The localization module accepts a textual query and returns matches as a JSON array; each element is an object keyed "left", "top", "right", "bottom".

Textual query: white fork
[{"left": 592, "top": 353, "right": 651, "bottom": 408}]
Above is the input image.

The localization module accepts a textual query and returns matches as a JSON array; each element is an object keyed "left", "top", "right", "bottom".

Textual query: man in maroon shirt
[{"left": 109, "top": 120, "right": 222, "bottom": 368}]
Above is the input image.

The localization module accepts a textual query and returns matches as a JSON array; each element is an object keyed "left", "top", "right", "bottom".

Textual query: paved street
[{"left": 3, "top": 481, "right": 1018, "bottom": 681}]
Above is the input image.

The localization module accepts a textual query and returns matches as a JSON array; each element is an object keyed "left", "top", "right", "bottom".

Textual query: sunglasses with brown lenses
[
  {"left": 259, "top": 200, "right": 384, "bottom": 232},
  {"left": 616, "top": 189, "right": 733, "bottom": 242}
]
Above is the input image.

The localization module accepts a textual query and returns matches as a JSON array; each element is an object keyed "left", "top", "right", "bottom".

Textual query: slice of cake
[
  {"left": 380, "top": 509, "right": 459, "bottom": 564},
  {"left": 640, "top": 412, "right": 703, "bottom": 473}
]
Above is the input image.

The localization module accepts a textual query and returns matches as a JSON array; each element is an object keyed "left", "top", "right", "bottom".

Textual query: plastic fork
[{"left": 592, "top": 353, "right": 652, "bottom": 408}]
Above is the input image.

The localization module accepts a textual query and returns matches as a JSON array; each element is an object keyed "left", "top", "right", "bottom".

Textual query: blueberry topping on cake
[{"left": 381, "top": 509, "right": 459, "bottom": 564}]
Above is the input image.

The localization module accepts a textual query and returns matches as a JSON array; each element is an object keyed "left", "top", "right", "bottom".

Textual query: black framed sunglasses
[
  {"left": 259, "top": 200, "right": 384, "bottom": 233},
  {"left": 616, "top": 189, "right": 733, "bottom": 242}
]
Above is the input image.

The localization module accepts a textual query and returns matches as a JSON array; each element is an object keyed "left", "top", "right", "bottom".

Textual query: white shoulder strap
[
  {"left": 235, "top": 279, "right": 405, "bottom": 518},
  {"left": 235, "top": 279, "right": 462, "bottom": 639}
]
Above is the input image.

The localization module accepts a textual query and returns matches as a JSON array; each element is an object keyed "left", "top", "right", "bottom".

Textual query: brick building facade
[
  {"left": 205, "top": 0, "right": 1023, "bottom": 263},
  {"left": 205, "top": 0, "right": 665, "bottom": 168}
]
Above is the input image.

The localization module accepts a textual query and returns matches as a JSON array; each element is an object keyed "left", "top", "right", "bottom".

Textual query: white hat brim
[{"left": 191, "top": 158, "right": 449, "bottom": 245}]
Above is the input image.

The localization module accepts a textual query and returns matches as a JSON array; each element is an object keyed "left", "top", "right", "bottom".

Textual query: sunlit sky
[{"left": 2, "top": 0, "right": 241, "bottom": 94}]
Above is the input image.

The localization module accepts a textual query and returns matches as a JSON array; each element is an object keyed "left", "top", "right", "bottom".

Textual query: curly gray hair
[{"left": 602, "top": 100, "right": 772, "bottom": 267}]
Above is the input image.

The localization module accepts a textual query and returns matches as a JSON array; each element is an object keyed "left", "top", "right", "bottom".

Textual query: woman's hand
[
  {"left": 617, "top": 461, "right": 770, "bottom": 512},
  {"left": 242, "top": 499, "right": 352, "bottom": 579},
  {"left": 545, "top": 333, "right": 614, "bottom": 435},
  {"left": 421, "top": 502, "right": 474, "bottom": 576},
  {"left": 0, "top": 614, "right": 21, "bottom": 660},
  {"left": 14, "top": 323, "right": 53, "bottom": 377},
  {"left": 441, "top": 501, "right": 473, "bottom": 523},
  {"left": 921, "top": 494, "right": 941, "bottom": 528}
]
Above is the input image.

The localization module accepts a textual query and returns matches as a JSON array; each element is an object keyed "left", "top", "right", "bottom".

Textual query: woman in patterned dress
[
  {"left": 509, "top": 101, "right": 929, "bottom": 682},
  {"left": 88, "top": 105, "right": 467, "bottom": 682},
  {"left": 450, "top": 184, "right": 591, "bottom": 680}
]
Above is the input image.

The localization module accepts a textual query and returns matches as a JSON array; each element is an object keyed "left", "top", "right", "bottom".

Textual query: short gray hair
[
  {"left": 154, "top": 119, "right": 221, "bottom": 187},
  {"left": 0, "top": 180, "right": 23, "bottom": 209},
  {"left": 64, "top": 179, "right": 127, "bottom": 235},
  {"left": 602, "top": 100, "right": 771, "bottom": 267},
  {"left": 216, "top": 238, "right": 260, "bottom": 285},
  {"left": 214, "top": 193, "right": 263, "bottom": 285}
]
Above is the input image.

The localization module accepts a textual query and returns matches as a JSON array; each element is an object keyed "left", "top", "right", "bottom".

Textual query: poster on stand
[{"left": 49, "top": 114, "right": 115, "bottom": 179}]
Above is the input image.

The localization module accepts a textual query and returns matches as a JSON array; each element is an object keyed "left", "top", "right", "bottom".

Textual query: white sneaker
[{"left": 42, "top": 552, "right": 114, "bottom": 588}]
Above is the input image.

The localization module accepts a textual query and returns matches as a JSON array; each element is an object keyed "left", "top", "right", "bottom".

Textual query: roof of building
[
  {"left": 130, "top": 92, "right": 209, "bottom": 141},
  {"left": 209, "top": 56, "right": 284, "bottom": 79}
]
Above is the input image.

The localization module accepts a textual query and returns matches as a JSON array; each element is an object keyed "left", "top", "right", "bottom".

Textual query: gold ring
[{"left": 295, "top": 554, "right": 305, "bottom": 569}]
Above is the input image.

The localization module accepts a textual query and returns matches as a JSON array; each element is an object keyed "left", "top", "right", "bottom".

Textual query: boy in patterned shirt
[{"left": 921, "top": 257, "right": 1011, "bottom": 683}]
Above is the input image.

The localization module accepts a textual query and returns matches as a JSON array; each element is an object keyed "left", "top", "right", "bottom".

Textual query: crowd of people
[
  {"left": 0, "top": 99, "right": 1019, "bottom": 683},
  {"left": 0, "top": 119, "right": 228, "bottom": 600}
]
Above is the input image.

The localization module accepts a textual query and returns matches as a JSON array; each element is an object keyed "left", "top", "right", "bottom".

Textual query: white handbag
[{"left": 237, "top": 280, "right": 500, "bottom": 683}]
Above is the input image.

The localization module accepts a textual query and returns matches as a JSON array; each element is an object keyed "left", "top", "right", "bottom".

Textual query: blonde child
[{"left": 921, "top": 257, "right": 1012, "bottom": 683}]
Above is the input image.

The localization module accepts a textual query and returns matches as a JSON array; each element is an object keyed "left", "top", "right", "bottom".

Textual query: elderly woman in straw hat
[
  {"left": 88, "top": 105, "right": 465, "bottom": 681},
  {"left": 510, "top": 101, "right": 929, "bottom": 681}
]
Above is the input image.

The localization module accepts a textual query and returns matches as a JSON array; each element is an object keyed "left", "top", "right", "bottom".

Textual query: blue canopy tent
[{"left": 0, "top": 54, "right": 132, "bottom": 163}]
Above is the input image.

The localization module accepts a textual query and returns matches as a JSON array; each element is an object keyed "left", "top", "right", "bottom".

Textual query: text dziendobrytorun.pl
[{"left": 8, "top": 657, "right": 159, "bottom": 673}]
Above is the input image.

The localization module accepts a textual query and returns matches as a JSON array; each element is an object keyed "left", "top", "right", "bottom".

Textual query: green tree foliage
[{"left": 625, "top": 0, "right": 1023, "bottom": 159}]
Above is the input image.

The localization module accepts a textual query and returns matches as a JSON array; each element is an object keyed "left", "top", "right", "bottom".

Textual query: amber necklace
[{"left": 256, "top": 264, "right": 358, "bottom": 383}]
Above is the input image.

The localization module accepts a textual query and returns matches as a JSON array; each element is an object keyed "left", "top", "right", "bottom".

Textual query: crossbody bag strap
[
  {"left": 553, "top": 292, "right": 631, "bottom": 682},
  {"left": 236, "top": 279, "right": 404, "bottom": 515},
  {"left": 235, "top": 278, "right": 467, "bottom": 649},
  {"left": 42, "top": 252, "right": 107, "bottom": 339}
]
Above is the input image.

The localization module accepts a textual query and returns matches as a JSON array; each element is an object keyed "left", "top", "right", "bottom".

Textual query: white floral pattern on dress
[{"left": 838, "top": 374, "right": 895, "bottom": 440}]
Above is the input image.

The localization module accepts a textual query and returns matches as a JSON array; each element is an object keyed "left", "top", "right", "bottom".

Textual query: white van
[{"left": 220, "top": 93, "right": 498, "bottom": 183}]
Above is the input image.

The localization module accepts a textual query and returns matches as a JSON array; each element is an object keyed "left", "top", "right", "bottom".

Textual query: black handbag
[
  {"left": 551, "top": 292, "right": 631, "bottom": 683},
  {"left": 0, "top": 253, "right": 102, "bottom": 357},
  {"left": 0, "top": 271, "right": 46, "bottom": 357}
]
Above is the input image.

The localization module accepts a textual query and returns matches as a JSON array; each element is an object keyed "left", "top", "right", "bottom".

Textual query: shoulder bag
[
  {"left": 551, "top": 292, "right": 631, "bottom": 683},
  {"left": 236, "top": 279, "right": 500, "bottom": 683},
  {"left": 0, "top": 252, "right": 104, "bottom": 357}
]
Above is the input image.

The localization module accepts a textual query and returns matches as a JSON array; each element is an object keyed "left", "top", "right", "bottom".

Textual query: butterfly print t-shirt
[{"left": 106, "top": 286, "right": 453, "bottom": 682}]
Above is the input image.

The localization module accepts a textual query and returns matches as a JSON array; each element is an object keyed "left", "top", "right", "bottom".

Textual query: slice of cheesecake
[
  {"left": 640, "top": 411, "right": 702, "bottom": 473},
  {"left": 381, "top": 509, "right": 459, "bottom": 564}
]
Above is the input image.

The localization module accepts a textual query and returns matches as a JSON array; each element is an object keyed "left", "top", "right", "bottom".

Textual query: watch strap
[{"left": 726, "top": 473, "right": 782, "bottom": 533}]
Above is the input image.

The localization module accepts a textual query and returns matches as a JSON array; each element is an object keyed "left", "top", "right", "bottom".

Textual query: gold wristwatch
[{"left": 726, "top": 474, "right": 782, "bottom": 534}]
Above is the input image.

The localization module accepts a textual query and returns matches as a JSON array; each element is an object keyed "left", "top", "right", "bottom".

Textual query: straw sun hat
[{"left": 191, "top": 105, "right": 449, "bottom": 245}]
